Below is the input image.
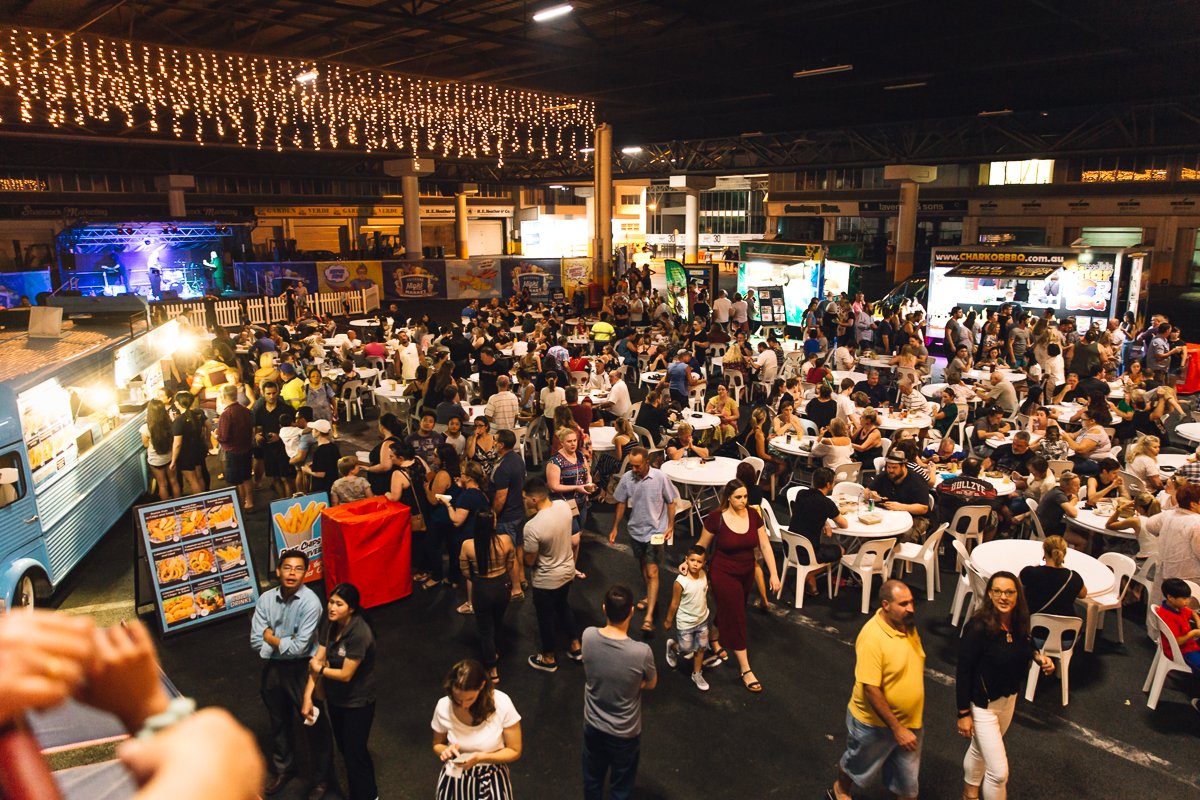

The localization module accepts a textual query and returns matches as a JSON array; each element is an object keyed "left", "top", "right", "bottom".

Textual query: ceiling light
[
  {"left": 621, "top": 146, "right": 643, "bottom": 155},
  {"left": 579, "top": 146, "right": 595, "bottom": 154},
  {"left": 548, "top": 184, "right": 566, "bottom": 189},
  {"left": 532, "top": 4, "right": 573, "bottom": 22},
  {"left": 792, "top": 64, "right": 853, "bottom": 79},
  {"left": 295, "top": 68, "right": 320, "bottom": 84},
  {"left": 978, "top": 108, "right": 1014, "bottom": 117},
  {"left": 883, "top": 81, "right": 927, "bottom": 90},
  {"left": 545, "top": 103, "right": 579, "bottom": 111}
]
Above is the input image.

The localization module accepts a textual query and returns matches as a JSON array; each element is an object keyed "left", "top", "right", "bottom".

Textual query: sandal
[
  {"left": 413, "top": 572, "right": 431, "bottom": 583},
  {"left": 635, "top": 599, "right": 648, "bottom": 611},
  {"left": 421, "top": 578, "right": 441, "bottom": 590},
  {"left": 704, "top": 647, "right": 728, "bottom": 667},
  {"left": 640, "top": 618, "right": 654, "bottom": 633},
  {"left": 510, "top": 591, "right": 525, "bottom": 601},
  {"left": 741, "top": 669, "right": 763, "bottom": 693},
  {"left": 457, "top": 602, "right": 474, "bottom": 615}
]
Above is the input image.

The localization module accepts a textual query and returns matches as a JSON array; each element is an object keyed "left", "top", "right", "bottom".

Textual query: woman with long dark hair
[
  {"left": 362, "top": 412, "right": 407, "bottom": 496},
  {"left": 424, "top": 444, "right": 462, "bottom": 589},
  {"left": 696, "top": 479, "right": 780, "bottom": 692},
  {"left": 302, "top": 583, "right": 378, "bottom": 800},
  {"left": 141, "top": 398, "right": 178, "bottom": 500},
  {"left": 432, "top": 660, "right": 522, "bottom": 800},
  {"left": 442, "top": 461, "right": 492, "bottom": 611},
  {"left": 170, "top": 391, "right": 208, "bottom": 496},
  {"left": 459, "top": 505, "right": 516, "bottom": 683},
  {"left": 956, "top": 571, "right": 1054, "bottom": 800}
]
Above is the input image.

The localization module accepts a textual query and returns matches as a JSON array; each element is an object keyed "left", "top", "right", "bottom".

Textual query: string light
[{"left": 0, "top": 27, "right": 596, "bottom": 164}]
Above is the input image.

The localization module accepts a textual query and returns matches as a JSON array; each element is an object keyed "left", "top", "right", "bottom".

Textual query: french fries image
[
  {"left": 274, "top": 500, "right": 328, "bottom": 548},
  {"left": 214, "top": 544, "right": 244, "bottom": 565},
  {"left": 207, "top": 503, "right": 235, "bottom": 527},
  {"left": 156, "top": 556, "right": 187, "bottom": 584}
]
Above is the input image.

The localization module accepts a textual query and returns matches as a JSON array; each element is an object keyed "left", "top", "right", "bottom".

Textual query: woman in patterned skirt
[{"left": 432, "top": 659, "right": 522, "bottom": 800}]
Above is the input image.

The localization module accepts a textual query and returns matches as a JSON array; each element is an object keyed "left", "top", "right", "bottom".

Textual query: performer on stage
[{"left": 202, "top": 249, "right": 226, "bottom": 293}]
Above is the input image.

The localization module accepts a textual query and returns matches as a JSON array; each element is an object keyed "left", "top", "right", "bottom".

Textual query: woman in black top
[
  {"left": 956, "top": 571, "right": 1054, "bottom": 800},
  {"left": 1018, "top": 535, "right": 1086, "bottom": 648},
  {"left": 364, "top": 413, "right": 404, "bottom": 496},
  {"left": 170, "top": 391, "right": 208, "bottom": 496},
  {"left": 303, "top": 583, "right": 378, "bottom": 800}
]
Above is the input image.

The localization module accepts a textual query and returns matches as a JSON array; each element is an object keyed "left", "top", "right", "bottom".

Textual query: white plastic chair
[
  {"left": 950, "top": 539, "right": 979, "bottom": 627},
  {"left": 756, "top": 499, "right": 783, "bottom": 543},
  {"left": 891, "top": 523, "right": 947, "bottom": 601},
  {"left": 778, "top": 530, "right": 836, "bottom": 608},
  {"left": 832, "top": 482, "right": 863, "bottom": 499},
  {"left": 1026, "top": 613, "right": 1083, "bottom": 706},
  {"left": 727, "top": 372, "right": 746, "bottom": 402},
  {"left": 873, "top": 456, "right": 886, "bottom": 473},
  {"left": 688, "top": 384, "right": 706, "bottom": 411},
  {"left": 1025, "top": 497, "right": 1046, "bottom": 541},
  {"left": 1143, "top": 605, "right": 1195, "bottom": 709},
  {"left": 337, "top": 379, "right": 365, "bottom": 422},
  {"left": 1048, "top": 460, "right": 1073, "bottom": 479},
  {"left": 948, "top": 505, "right": 993, "bottom": 568},
  {"left": 832, "top": 462, "right": 861, "bottom": 485},
  {"left": 800, "top": 419, "right": 820, "bottom": 437},
  {"left": 836, "top": 537, "right": 898, "bottom": 614},
  {"left": 1079, "top": 552, "right": 1136, "bottom": 652},
  {"left": 879, "top": 437, "right": 893, "bottom": 458},
  {"left": 1119, "top": 469, "right": 1146, "bottom": 493},
  {"left": 744, "top": 456, "right": 765, "bottom": 484}
]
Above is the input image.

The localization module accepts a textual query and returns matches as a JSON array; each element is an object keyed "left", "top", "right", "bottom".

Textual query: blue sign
[{"left": 269, "top": 492, "right": 330, "bottom": 583}]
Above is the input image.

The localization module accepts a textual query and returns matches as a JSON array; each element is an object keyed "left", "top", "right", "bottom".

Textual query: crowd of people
[{"left": 116, "top": 277, "right": 1200, "bottom": 799}]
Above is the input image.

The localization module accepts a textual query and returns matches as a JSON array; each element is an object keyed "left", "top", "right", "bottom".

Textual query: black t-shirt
[
  {"left": 322, "top": 615, "right": 376, "bottom": 708},
  {"left": 171, "top": 411, "right": 206, "bottom": 461},
  {"left": 667, "top": 437, "right": 704, "bottom": 458},
  {"left": 789, "top": 489, "right": 840, "bottom": 544},
  {"left": 309, "top": 442, "right": 341, "bottom": 494},
  {"left": 1019, "top": 565, "right": 1084, "bottom": 617},
  {"left": 806, "top": 398, "right": 838, "bottom": 430},
  {"left": 853, "top": 380, "right": 892, "bottom": 407},
  {"left": 989, "top": 444, "right": 1035, "bottom": 475},
  {"left": 491, "top": 451, "right": 526, "bottom": 525},
  {"left": 477, "top": 358, "right": 508, "bottom": 398},
  {"left": 869, "top": 468, "right": 930, "bottom": 514},
  {"left": 636, "top": 404, "right": 672, "bottom": 441},
  {"left": 253, "top": 400, "right": 290, "bottom": 435},
  {"left": 451, "top": 487, "right": 490, "bottom": 539}
]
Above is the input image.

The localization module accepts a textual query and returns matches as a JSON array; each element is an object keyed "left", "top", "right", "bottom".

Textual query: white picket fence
[{"left": 157, "top": 288, "right": 378, "bottom": 330}]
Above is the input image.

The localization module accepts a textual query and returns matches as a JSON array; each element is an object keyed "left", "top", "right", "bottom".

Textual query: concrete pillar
[
  {"left": 883, "top": 165, "right": 937, "bottom": 283},
  {"left": 683, "top": 189, "right": 699, "bottom": 261},
  {"left": 593, "top": 124, "right": 613, "bottom": 285},
  {"left": 823, "top": 217, "right": 839, "bottom": 242},
  {"left": 383, "top": 158, "right": 435, "bottom": 259},
  {"left": 576, "top": 187, "right": 596, "bottom": 258},
  {"left": 1043, "top": 216, "right": 1066, "bottom": 247},
  {"left": 960, "top": 215, "right": 978, "bottom": 246},
  {"left": 455, "top": 193, "right": 469, "bottom": 258}
]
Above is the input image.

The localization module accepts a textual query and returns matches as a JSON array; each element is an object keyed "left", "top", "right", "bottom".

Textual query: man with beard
[{"left": 831, "top": 580, "right": 924, "bottom": 800}]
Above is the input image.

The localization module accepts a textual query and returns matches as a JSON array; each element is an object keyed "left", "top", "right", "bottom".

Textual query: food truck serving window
[{"left": 17, "top": 379, "right": 79, "bottom": 487}]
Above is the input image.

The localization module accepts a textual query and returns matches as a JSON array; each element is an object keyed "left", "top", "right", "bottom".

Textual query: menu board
[
  {"left": 135, "top": 488, "right": 259, "bottom": 634},
  {"left": 269, "top": 492, "right": 329, "bottom": 583},
  {"left": 17, "top": 378, "right": 78, "bottom": 486}
]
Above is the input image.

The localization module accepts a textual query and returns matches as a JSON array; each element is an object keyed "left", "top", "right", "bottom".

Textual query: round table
[
  {"left": 1158, "top": 453, "right": 1192, "bottom": 470},
  {"left": 350, "top": 318, "right": 381, "bottom": 329},
  {"left": 323, "top": 367, "right": 378, "bottom": 382},
  {"left": 877, "top": 410, "right": 933, "bottom": 431},
  {"left": 590, "top": 426, "right": 617, "bottom": 453},
  {"left": 568, "top": 336, "right": 591, "bottom": 346},
  {"left": 921, "top": 382, "right": 981, "bottom": 402},
  {"left": 964, "top": 369, "right": 1026, "bottom": 384},
  {"left": 832, "top": 370, "right": 867, "bottom": 384},
  {"left": 829, "top": 503, "right": 914, "bottom": 540},
  {"left": 374, "top": 385, "right": 406, "bottom": 402},
  {"left": 858, "top": 357, "right": 895, "bottom": 370},
  {"left": 1106, "top": 381, "right": 1125, "bottom": 400},
  {"left": 979, "top": 430, "right": 1043, "bottom": 448},
  {"left": 675, "top": 411, "right": 721, "bottom": 432},
  {"left": 770, "top": 434, "right": 816, "bottom": 457},
  {"left": 461, "top": 402, "right": 488, "bottom": 420},
  {"left": 1173, "top": 422, "right": 1200, "bottom": 445},
  {"left": 970, "top": 539, "right": 1114, "bottom": 597},
  {"left": 323, "top": 337, "right": 347, "bottom": 348},
  {"left": 661, "top": 456, "right": 741, "bottom": 487},
  {"left": 1067, "top": 507, "right": 1136, "bottom": 540}
]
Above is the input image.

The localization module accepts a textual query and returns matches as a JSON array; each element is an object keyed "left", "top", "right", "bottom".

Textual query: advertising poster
[
  {"left": 0, "top": 270, "right": 51, "bottom": 307},
  {"left": 501, "top": 258, "right": 562, "bottom": 302},
  {"left": 317, "top": 260, "right": 383, "bottom": 294},
  {"left": 560, "top": 257, "right": 593, "bottom": 294},
  {"left": 239, "top": 262, "right": 319, "bottom": 295},
  {"left": 135, "top": 489, "right": 258, "bottom": 634},
  {"left": 383, "top": 260, "right": 446, "bottom": 300},
  {"left": 445, "top": 258, "right": 502, "bottom": 299},
  {"left": 269, "top": 493, "right": 329, "bottom": 583}
]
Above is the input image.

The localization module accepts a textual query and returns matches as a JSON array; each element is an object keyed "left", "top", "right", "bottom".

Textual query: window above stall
[{"left": 983, "top": 159, "right": 1054, "bottom": 185}]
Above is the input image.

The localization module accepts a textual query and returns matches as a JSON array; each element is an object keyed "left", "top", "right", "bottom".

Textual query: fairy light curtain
[{"left": 0, "top": 28, "right": 596, "bottom": 164}]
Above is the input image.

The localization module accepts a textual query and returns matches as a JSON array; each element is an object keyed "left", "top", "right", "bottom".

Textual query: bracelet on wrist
[
  {"left": 957, "top": 710, "right": 972, "bottom": 719},
  {"left": 136, "top": 696, "right": 196, "bottom": 740}
]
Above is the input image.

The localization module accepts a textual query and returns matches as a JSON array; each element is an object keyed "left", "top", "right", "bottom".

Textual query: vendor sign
[
  {"left": 385, "top": 260, "right": 445, "bottom": 299},
  {"left": 317, "top": 260, "right": 383, "bottom": 294},
  {"left": 445, "top": 258, "right": 501, "bottom": 299},
  {"left": 501, "top": 258, "right": 562, "bottom": 302},
  {"left": 135, "top": 488, "right": 259, "bottom": 634},
  {"left": 269, "top": 492, "right": 329, "bottom": 583}
]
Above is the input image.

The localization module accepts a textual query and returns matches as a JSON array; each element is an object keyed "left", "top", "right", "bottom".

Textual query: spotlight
[
  {"left": 532, "top": 4, "right": 573, "bottom": 22},
  {"left": 295, "top": 68, "right": 320, "bottom": 84}
]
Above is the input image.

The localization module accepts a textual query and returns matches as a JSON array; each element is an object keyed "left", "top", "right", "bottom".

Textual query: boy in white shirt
[{"left": 663, "top": 545, "right": 712, "bottom": 691}]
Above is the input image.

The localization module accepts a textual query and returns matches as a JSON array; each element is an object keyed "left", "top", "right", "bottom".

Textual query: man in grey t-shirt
[
  {"left": 523, "top": 476, "right": 582, "bottom": 673},
  {"left": 582, "top": 584, "right": 656, "bottom": 800}
]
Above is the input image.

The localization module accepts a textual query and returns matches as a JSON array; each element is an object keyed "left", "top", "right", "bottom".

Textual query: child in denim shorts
[{"left": 663, "top": 545, "right": 712, "bottom": 691}]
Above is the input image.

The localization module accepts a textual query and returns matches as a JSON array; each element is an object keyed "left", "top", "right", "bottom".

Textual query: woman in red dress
[{"left": 697, "top": 480, "right": 781, "bottom": 692}]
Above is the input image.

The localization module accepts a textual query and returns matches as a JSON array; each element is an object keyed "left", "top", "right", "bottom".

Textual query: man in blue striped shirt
[{"left": 250, "top": 549, "right": 333, "bottom": 797}]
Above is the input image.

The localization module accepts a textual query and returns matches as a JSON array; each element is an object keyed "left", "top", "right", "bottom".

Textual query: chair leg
[
  {"left": 1116, "top": 607, "right": 1125, "bottom": 644},
  {"left": 1146, "top": 664, "right": 1166, "bottom": 710},
  {"left": 924, "top": 564, "right": 935, "bottom": 602},
  {"left": 1060, "top": 652, "right": 1072, "bottom": 706},
  {"left": 834, "top": 563, "right": 844, "bottom": 596},
  {"left": 1024, "top": 662, "right": 1038, "bottom": 702},
  {"left": 1084, "top": 605, "right": 1099, "bottom": 653},
  {"left": 859, "top": 571, "right": 871, "bottom": 615},
  {"left": 1142, "top": 651, "right": 1160, "bottom": 693}
]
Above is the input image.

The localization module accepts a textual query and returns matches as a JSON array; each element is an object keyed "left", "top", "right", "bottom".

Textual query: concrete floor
[{"left": 46, "top": 405, "right": 1200, "bottom": 800}]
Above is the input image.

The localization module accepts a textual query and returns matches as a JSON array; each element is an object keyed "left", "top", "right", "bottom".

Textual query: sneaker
[
  {"left": 665, "top": 640, "right": 678, "bottom": 668},
  {"left": 565, "top": 648, "right": 583, "bottom": 663},
  {"left": 691, "top": 672, "right": 710, "bottom": 691},
  {"left": 527, "top": 654, "right": 558, "bottom": 673}
]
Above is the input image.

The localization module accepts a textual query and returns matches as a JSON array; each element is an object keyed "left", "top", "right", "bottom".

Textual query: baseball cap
[{"left": 308, "top": 419, "right": 332, "bottom": 434}]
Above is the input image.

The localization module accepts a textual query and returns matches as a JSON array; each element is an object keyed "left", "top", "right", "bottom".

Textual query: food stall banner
[
  {"left": 270, "top": 493, "right": 329, "bottom": 583},
  {"left": 317, "top": 260, "right": 383, "bottom": 294},
  {"left": 561, "top": 257, "right": 594, "bottom": 295},
  {"left": 664, "top": 259, "right": 689, "bottom": 319},
  {"left": 384, "top": 260, "right": 446, "bottom": 300},
  {"left": 754, "top": 286, "right": 787, "bottom": 326},
  {"left": 445, "top": 258, "right": 502, "bottom": 299},
  {"left": 320, "top": 497, "right": 412, "bottom": 608},
  {"left": 500, "top": 258, "right": 562, "bottom": 302},
  {"left": 135, "top": 488, "right": 258, "bottom": 634}
]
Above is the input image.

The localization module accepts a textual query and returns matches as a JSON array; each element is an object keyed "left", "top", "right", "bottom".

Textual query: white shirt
[
  {"left": 755, "top": 349, "right": 778, "bottom": 381},
  {"left": 1046, "top": 354, "right": 1066, "bottom": 388},
  {"left": 731, "top": 300, "right": 748, "bottom": 323},
  {"left": 606, "top": 379, "right": 632, "bottom": 417},
  {"left": 834, "top": 392, "right": 857, "bottom": 421},
  {"left": 398, "top": 342, "right": 421, "bottom": 381},
  {"left": 834, "top": 345, "right": 855, "bottom": 371},
  {"left": 540, "top": 386, "right": 566, "bottom": 419},
  {"left": 431, "top": 690, "right": 521, "bottom": 755},
  {"left": 712, "top": 297, "right": 732, "bottom": 323},
  {"left": 444, "top": 431, "right": 467, "bottom": 458}
]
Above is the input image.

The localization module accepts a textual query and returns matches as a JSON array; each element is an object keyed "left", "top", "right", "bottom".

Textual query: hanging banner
[
  {"left": 445, "top": 258, "right": 502, "bottom": 299},
  {"left": 135, "top": 488, "right": 259, "bottom": 634},
  {"left": 561, "top": 257, "right": 594, "bottom": 293},
  {"left": 384, "top": 260, "right": 446, "bottom": 299},
  {"left": 269, "top": 493, "right": 330, "bottom": 583},
  {"left": 317, "top": 260, "right": 383, "bottom": 294},
  {"left": 501, "top": 258, "right": 562, "bottom": 302}
]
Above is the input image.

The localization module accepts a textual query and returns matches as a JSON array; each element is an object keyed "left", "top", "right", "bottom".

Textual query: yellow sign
[{"left": 317, "top": 260, "right": 383, "bottom": 294}]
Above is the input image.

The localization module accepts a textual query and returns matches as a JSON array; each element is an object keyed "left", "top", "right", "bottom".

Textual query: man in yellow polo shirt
[
  {"left": 590, "top": 311, "right": 616, "bottom": 355},
  {"left": 832, "top": 580, "right": 924, "bottom": 800}
]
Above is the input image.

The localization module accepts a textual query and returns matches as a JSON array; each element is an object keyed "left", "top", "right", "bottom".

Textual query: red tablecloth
[
  {"left": 1176, "top": 342, "right": 1200, "bottom": 394},
  {"left": 320, "top": 497, "right": 412, "bottom": 608}
]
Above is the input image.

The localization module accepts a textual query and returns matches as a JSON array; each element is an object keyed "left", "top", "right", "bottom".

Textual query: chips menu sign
[
  {"left": 136, "top": 488, "right": 259, "bottom": 634},
  {"left": 270, "top": 493, "right": 329, "bottom": 583}
]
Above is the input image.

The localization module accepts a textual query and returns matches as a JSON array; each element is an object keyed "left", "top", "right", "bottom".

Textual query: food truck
[
  {"left": 736, "top": 241, "right": 868, "bottom": 330},
  {"left": 924, "top": 246, "right": 1132, "bottom": 345},
  {"left": 0, "top": 310, "right": 180, "bottom": 609}
]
